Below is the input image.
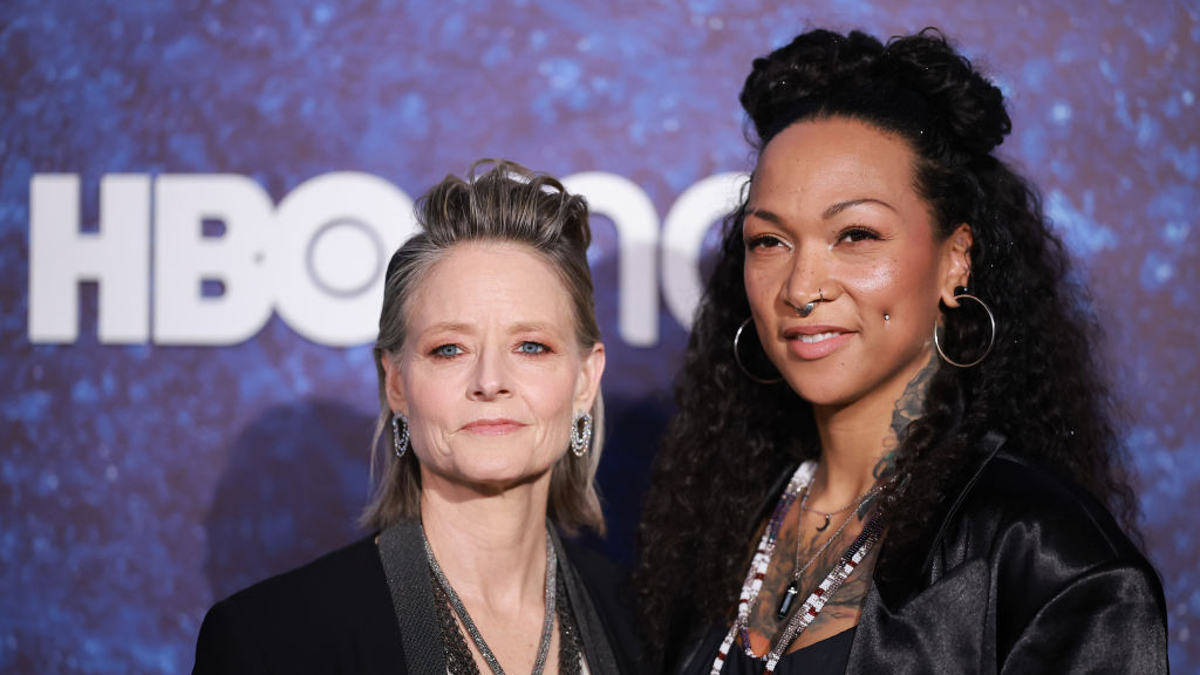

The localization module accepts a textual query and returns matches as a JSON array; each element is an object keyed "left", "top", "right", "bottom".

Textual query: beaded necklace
[{"left": 709, "top": 461, "right": 886, "bottom": 675}]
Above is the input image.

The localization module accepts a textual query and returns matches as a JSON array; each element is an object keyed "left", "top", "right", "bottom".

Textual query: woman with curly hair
[{"left": 636, "top": 28, "right": 1168, "bottom": 675}]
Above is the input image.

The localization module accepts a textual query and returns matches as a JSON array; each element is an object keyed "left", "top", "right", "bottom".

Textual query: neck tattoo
[
  {"left": 710, "top": 462, "right": 889, "bottom": 675},
  {"left": 777, "top": 484, "right": 881, "bottom": 618}
]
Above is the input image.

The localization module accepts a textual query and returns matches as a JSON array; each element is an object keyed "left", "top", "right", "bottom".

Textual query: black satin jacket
[{"left": 673, "top": 435, "right": 1169, "bottom": 675}]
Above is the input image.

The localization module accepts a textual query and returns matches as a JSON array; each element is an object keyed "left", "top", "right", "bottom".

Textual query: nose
[
  {"left": 468, "top": 347, "right": 512, "bottom": 401},
  {"left": 782, "top": 242, "right": 831, "bottom": 312}
]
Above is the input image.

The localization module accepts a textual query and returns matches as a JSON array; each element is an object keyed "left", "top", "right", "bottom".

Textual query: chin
[
  {"left": 447, "top": 461, "right": 554, "bottom": 493},
  {"left": 781, "top": 374, "right": 862, "bottom": 409}
]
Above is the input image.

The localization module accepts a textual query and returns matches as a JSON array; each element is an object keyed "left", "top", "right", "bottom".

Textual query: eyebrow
[
  {"left": 508, "top": 322, "right": 559, "bottom": 335},
  {"left": 422, "top": 322, "right": 474, "bottom": 334},
  {"left": 745, "top": 198, "right": 897, "bottom": 225},
  {"left": 822, "top": 198, "right": 897, "bottom": 219},
  {"left": 420, "top": 321, "right": 560, "bottom": 335}
]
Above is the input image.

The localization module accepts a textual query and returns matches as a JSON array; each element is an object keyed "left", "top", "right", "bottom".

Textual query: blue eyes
[
  {"left": 433, "top": 344, "right": 464, "bottom": 358},
  {"left": 517, "top": 342, "right": 548, "bottom": 355},
  {"left": 430, "top": 342, "right": 549, "bottom": 358}
]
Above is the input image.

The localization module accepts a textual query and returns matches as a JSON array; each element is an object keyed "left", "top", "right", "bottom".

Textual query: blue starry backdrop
[{"left": 1, "top": 0, "right": 1197, "bottom": 672}]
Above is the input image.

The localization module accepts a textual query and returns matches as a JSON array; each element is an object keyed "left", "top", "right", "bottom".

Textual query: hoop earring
[
  {"left": 570, "top": 411, "right": 593, "bottom": 458},
  {"left": 934, "top": 291, "right": 996, "bottom": 368},
  {"left": 391, "top": 412, "right": 410, "bottom": 458},
  {"left": 733, "top": 318, "right": 783, "bottom": 384}
]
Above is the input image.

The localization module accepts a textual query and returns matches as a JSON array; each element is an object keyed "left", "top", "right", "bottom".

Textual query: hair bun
[
  {"left": 881, "top": 30, "right": 1011, "bottom": 154},
  {"left": 740, "top": 28, "right": 1012, "bottom": 156}
]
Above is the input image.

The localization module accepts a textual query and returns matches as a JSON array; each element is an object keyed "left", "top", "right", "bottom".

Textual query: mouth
[
  {"left": 782, "top": 325, "right": 854, "bottom": 360},
  {"left": 461, "top": 419, "right": 526, "bottom": 435},
  {"left": 798, "top": 331, "right": 844, "bottom": 344}
]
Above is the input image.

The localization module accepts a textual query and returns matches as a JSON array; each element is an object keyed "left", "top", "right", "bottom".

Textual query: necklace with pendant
[
  {"left": 800, "top": 482, "right": 883, "bottom": 532},
  {"left": 777, "top": 483, "right": 882, "bottom": 617},
  {"left": 710, "top": 462, "right": 888, "bottom": 675}
]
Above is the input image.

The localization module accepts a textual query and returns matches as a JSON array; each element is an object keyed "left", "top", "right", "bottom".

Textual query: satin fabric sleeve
[
  {"left": 997, "top": 549, "right": 1168, "bottom": 674},
  {"left": 986, "top": 467, "right": 1169, "bottom": 674},
  {"left": 847, "top": 454, "right": 1169, "bottom": 674}
]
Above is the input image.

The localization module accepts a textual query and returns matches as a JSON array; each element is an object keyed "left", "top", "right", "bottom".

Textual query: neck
[
  {"left": 419, "top": 470, "right": 552, "bottom": 610},
  {"left": 809, "top": 351, "right": 937, "bottom": 507}
]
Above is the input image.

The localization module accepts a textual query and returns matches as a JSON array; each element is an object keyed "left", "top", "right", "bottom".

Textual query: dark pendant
[
  {"left": 776, "top": 581, "right": 799, "bottom": 619},
  {"left": 815, "top": 513, "right": 831, "bottom": 532}
]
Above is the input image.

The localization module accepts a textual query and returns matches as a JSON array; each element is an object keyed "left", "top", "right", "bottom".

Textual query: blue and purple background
[{"left": 2, "top": 1, "right": 1197, "bottom": 672}]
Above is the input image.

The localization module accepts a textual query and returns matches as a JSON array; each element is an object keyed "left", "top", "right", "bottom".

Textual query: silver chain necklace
[
  {"left": 775, "top": 484, "right": 878, "bottom": 619},
  {"left": 799, "top": 482, "right": 883, "bottom": 532},
  {"left": 422, "top": 526, "right": 557, "bottom": 675}
]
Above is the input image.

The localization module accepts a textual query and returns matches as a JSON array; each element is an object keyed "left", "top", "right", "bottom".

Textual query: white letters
[
  {"left": 563, "top": 172, "right": 660, "bottom": 347},
  {"left": 154, "top": 175, "right": 273, "bottom": 345},
  {"left": 28, "top": 174, "right": 151, "bottom": 343},
  {"left": 26, "top": 171, "right": 748, "bottom": 347},
  {"left": 271, "top": 172, "right": 415, "bottom": 346},
  {"left": 661, "top": 172, "right": 748, "bottom": 328}
]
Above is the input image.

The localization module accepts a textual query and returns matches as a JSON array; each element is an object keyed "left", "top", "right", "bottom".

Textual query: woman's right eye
[
  {"left": 432, "top": 344, "right": 463, "bottom": 358},
  {"left": 745, "top": 235, "right": 787, "bottom": 251}
]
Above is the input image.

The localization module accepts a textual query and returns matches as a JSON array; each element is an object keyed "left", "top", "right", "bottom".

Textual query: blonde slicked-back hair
[{"left": 361, "top": 159, "right": 606, "bottom": 536}]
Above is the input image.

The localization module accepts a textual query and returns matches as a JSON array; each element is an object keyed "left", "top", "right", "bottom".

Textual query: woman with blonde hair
[{"left": 195, "top": 160, "right": 639, "bottom": 675}]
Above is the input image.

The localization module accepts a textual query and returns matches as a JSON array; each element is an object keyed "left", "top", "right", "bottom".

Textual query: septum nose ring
[{"left": 796, "top": 289, "right": 825, "bottom": 317}]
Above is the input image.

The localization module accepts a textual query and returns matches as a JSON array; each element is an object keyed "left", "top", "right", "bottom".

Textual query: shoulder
[
  {"left": 948, "top": 452, "right": 1147, "bottom": 568},
  {"left": 193, "top": 535, "right": 404, "bottom": 674},
  {"left": 215, "top": 535, "right": 390, "bottom": 622},
  {"left": 932, "top": 452, "right": 1165, "bottom": 628}
]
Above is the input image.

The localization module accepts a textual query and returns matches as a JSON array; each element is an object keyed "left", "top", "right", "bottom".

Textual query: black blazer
[
  {"left": 193, "top": 526, "right": 643, "bottom": 674},
  {"left": 672, "top": 436, "right": 1169, "bottom": 674}
]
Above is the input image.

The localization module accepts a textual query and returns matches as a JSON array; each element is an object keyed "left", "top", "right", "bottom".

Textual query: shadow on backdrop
[
  {"left": 584, "top": 391, "right": 674, "bottom": 566},
  {"left": 203, "top": 399, "right": 377, "bottom": 601}
]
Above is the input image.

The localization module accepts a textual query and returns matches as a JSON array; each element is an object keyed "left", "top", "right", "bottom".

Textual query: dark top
[
  {"left": 681, "top": 625, "right": 855, "bottom": 675},
  {"left": 669, "top": 435, "right": 1169, "bottom": 675},
  {"left": 193, "top": 528, "right": 644, "bottom": 675}
]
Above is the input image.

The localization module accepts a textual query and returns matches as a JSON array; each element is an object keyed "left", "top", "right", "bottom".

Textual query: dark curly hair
[{"left": 634, "top": 28, "right": 1138, "bottom": 665}]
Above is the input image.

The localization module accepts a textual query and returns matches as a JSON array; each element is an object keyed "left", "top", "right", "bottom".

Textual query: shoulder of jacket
[
  {"left": 216, "top": 534, "right": 384, "bottom": 616},
  {"left": 946, "top": 452, "right": 1143, "bottom": 566}
]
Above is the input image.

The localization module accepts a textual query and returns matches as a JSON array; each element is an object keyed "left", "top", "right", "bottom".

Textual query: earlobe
[{"left": 942, "top": 224, "right": 974, "bottom": 308}]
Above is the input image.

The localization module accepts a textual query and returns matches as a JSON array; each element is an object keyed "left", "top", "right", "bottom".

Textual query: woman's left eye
[
  {"left": 837, "top": 227, "right": 882, "bottom": 244},
  {"left": 517, "top": 341, "right": 549, "bottom": 355}
]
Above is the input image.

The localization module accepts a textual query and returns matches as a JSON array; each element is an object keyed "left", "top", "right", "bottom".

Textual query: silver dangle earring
[
  {"left": 391, "top": 412, "right": 410, "bottom": 458},
  {"left": 934, "top": 287, "right": 997, "bottom": 368},
  {"left": 570, "top": 411, "right": 593, "bottom": 458},
  {"left": 733, "top": 318, "right": 783, "bottom": 384}
]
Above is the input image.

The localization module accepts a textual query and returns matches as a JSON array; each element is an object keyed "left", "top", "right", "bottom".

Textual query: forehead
[
  {"left": 405, "top": 241, "right": 575, "bottom": 331},
  {"left": 749, "top": 117, "right": 922, "bottom": 212}
]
